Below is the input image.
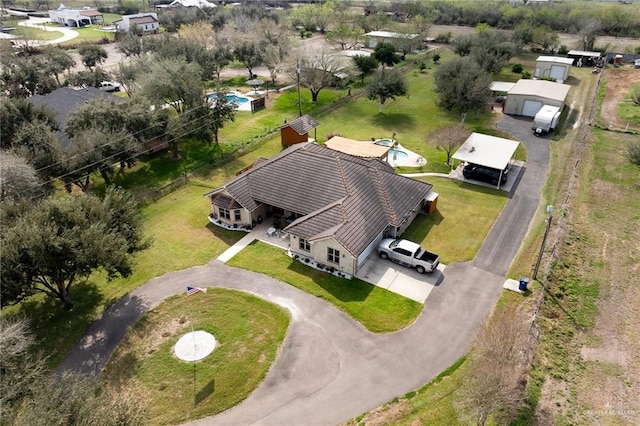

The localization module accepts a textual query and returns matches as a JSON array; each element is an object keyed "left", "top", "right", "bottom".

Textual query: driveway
[
  {"left": 59, "top": 114, "right": 549, "bottom": 425},
  {"left": 18, "top": 17, "right": 80, "bottom": 45}
]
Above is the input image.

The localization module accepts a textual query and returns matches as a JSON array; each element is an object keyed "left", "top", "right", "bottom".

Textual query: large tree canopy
[
  {"left": 433, "top": 56, "right": 492, "bottom": 116},
  {"left": 0, "top": 151, "right": 42, "bottom": 202},
  {"left": 297, "top": 51, "right": 343, "bottom": 103},
  {"left": 141, "top": 59, "right": 203, "bottom": 114},
  {"left": 366, "top": 68, "right": 407, "bottom": 114},
  {"left": 0, "top": 188, "right": 149, "bottom": 310}
]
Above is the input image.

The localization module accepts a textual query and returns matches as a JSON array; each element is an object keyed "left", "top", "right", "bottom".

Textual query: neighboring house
[
  {"left": 364, "top": 30, "right": 419, "bottom": 52},
  {"left": 205, "top": 142, "right": 435, "bottom": 276},
  {"left": 279, "top": 114, "right": 319, "bottom": 148},
  {"left": 49, "top": 4, "right": 103, "bottom": 27},
  {"left": 162, "top": 0, "right": 217, "bottom": 8},
  {"left": 114, "top": 13, "right": 159, "bottom": 33},
  {"left": 534, "top": 56, "right": 573, "bottom": 83},
  {"left": 503, "top": 79, "right": 571, "bottom": 117},
  {"left": 29, "top": 86, "right": 117, "bottom": 149}
]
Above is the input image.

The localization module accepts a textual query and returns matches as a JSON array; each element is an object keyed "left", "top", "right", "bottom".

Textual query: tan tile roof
[{"left": 206, "top": 143, "right": 433, "bottom": 257}]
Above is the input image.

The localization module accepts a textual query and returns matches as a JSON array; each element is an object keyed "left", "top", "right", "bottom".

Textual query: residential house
[
  {"left": 279, "top": 114, "right": 319, "bottom": 148},
  {"left": 29, "top": 87, "right": 117, "bottom": 149},
  {"left": 205, "top": 142, "right": 435, "bottom": 276},
  {"left": 49, "top": 4, "right": 103, "bottom": 27},
  {"left": 156, "top": 0, "right": 217, "bottom": 9},
  {"left": 114, "top": 13, "right": 159, "bottom": 34}
]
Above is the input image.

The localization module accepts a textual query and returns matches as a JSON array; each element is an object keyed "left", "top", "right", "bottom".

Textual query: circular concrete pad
[{"left": 174, "top": 331, "right": 216, "bottom": 362}]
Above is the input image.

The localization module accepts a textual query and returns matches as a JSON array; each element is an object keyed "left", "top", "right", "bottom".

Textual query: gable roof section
[
  {"left": 207, "top": 143, "right": 433, "bottom": 257},
  {"left": 279, "top": 114, "right": 319, "bottom": 135},
  {"left": 507, "top": 79, "right": 571, "bottom": 103},
  {"left": 452, "top": 133, "right": 520, "bottom": 171},
  {"left": 536, "top": 56, "right": 574, "bottom": 65},
  {"left": 29, "top": 87, "right": 118, "bottom": 149},
  {"left": 130, "top": 15, "right": 158, "bottom": 24}
]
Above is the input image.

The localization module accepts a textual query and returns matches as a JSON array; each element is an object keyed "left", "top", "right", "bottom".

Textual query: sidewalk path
[
  {"left": 18, "top": 17, "right": 79, "bottom": 45},
  {"left": 59, "top": 114, "right": 550, "bottom": 425}
]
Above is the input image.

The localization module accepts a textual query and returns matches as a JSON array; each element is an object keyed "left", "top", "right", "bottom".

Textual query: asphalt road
[{"left": 58, "top": 115, "right": 549, "bottom": 425}]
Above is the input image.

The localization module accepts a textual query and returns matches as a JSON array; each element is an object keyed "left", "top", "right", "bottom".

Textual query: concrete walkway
[
  {"left": 59, "top": 114, "right": 550, "bottom": 425},
  {"left": 18, "top": 17, "right": 80, "bottom": 45}
]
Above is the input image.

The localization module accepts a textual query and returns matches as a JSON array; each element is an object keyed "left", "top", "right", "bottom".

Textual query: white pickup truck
[{"left": 377, "top": 238, "right": 440, "bottom": 274}]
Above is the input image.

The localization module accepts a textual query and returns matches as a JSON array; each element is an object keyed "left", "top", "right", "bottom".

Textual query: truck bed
[{"left": 416, "top": 250, "right": 439, "bottom": 263}]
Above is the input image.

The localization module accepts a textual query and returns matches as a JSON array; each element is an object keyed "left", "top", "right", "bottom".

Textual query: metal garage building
[
  {"left": 534, "top": 56, "right": 573, "bottom": 83},
  {"left": 503, "top": 79, "right": 571, "bottom": 117}
]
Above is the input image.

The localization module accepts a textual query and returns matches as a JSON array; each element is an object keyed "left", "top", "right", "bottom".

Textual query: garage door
[
  {"left": 522, "top": 100, "right": 543, "bottom": 117},
  {"left": 550, "top": 65, "right": 565, "bottom": 81}
]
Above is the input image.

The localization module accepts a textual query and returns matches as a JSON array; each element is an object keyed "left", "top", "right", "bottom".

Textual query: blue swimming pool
[
  {"left": 207, "top": 93, "right": 250, "bottom": 104},
  {"left": 375, "top": 139, "right": 395, "bottom": 147},
  {"left": 388, "top": 149, "right": 408, "bottom": 160}
]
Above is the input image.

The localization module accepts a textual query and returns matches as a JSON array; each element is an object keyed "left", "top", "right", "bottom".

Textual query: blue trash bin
[{"left": 518, "top": 276, "right": 529, "bottom": 292}]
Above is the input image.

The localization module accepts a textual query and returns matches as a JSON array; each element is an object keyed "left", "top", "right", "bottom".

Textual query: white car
[{"left": 98, "top": 81, "right": 121, "bottom": 92}]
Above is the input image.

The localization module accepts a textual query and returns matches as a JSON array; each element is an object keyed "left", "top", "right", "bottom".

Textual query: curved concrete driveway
[
  {"left": 18, "top": 17, "right": 79, "bottom": 45},
  {"left": 59, "top": 115, "right": 550, "bottom": 425}
]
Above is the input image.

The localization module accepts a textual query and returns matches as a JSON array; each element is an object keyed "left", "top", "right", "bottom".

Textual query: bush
[
  {"left": 432, "top": 53, "right": 441, "bottom": 64},
  {"left": 419, "top": 62, "right": 427, "bottom": 72},
  {"left": 630, "top": 84, "right": 640, "bottom": 105},
  {"left": 511, "top": 63, "right": 524, "bottom": 74},
  {"left": 629, "top": 142, "right": 640, "bottom": 166},
  {"left": 558, "top": 45, "right": 569, "bottom": 55},
  {"left": 435, "top": 32, "right": 452, "bottom": 44},
  {"left": 521, "top": 70, "right": 532, "bottom": 79}
]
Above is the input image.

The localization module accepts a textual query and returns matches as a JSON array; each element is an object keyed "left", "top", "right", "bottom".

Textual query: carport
[
  {"left": 452, "top": 133, "right": 520, "bottom": 189},
  {"left": 503, "top": 79, "right": 571, "bottom": 117}
]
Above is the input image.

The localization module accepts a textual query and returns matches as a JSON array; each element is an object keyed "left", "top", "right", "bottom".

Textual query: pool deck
[{"left": 375, "top": 141, "right": 426, "bottom": 168}]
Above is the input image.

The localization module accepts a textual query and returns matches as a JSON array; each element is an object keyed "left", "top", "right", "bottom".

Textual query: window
[
  {"left": 299, "top": 238, "right": 310, "bottom": 252},
  {"left": 328, "top": 248, "right": 340, "bottom": 264},
  {"left": 219, "top": 208, "right": 230, "bottom": 220},
  {"left": 234, "top": 210, "right": 241, "bottom": 221}
]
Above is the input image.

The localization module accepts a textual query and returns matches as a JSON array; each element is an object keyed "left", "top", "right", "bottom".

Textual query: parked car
[
  {"left": 463, "top": 163, "right": 508, "bottom": 186},
  {"left": 99, "top": 81, "right": 120, "bottom": 92},
  {"left": 377, "top": 238, "right": 440, "bottom": 274}
]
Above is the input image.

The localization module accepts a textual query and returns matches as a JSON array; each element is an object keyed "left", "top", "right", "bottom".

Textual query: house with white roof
[{"left": 49, "top": 4, "right": 103, "bottom": 27}]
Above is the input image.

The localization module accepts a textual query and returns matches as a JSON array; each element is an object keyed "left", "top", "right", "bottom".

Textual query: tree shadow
[
  {"left": 369, "top": 113, "right": 416, "bottom": 132},
  {"left": 195, "top": 377, "right": 215, "bottom": 404},
  {"left": 205, "top": 223, "right": 248, "bottom": 246}
]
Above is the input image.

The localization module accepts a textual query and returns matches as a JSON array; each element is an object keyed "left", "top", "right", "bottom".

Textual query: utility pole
[{"left": 296, "top": 59, "right": 302, "bottom": 117}]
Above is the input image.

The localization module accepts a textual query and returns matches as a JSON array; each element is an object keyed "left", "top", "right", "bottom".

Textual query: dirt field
[{"left": 599, "top": 67, "right": 640, "bottom": 131}]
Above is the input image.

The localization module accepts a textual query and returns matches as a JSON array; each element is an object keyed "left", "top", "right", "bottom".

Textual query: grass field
[
  {"left": 103, "top": 288, "right": 290, "bottom": 425},
  {"left": 227, "top": 241, "right": 423, "bottom": 333},
  {"left": 616, "top": 83, "right": 640, "bottom": 126}
]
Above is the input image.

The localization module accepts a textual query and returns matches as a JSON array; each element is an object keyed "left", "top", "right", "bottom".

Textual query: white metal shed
[{"left": 535, "top": 56, "right": 574, "bottom": 83}]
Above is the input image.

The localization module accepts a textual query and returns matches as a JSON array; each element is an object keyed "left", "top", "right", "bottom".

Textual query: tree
[
  {"left": 372, "top": 42, "right": 400, "bottom": 67},
  {"left": 234, "top": 40, "right": 263, "bottom": 79},
  {"left": 366, "top": 68, "right": 407, "bottom": 114},
  {"left": 0, "top": 151, "right": 42, "bottom": 202},
  {"left": 326, "top": 21, "right": 364, "bottom": 50},
  {"left": 352, "top": 54, "right": 379, "bottom": 83},
  {"left": 13, "top": 120, "right": 65, "bottom": 181},
  {"left": 117, "top": 33, "right": 146, "bottom": 58},
  {"left": 78, "top": 44, "right": 108, "bottom": 70},
  {"left": 434, "top": 56, "right": 492, "bottom": 117},
  {"left": 427, "top": 126, "right": 471, "bottom": 165},
  {"left": 531, "top": 25, "right": 559, "bottom": 53},
  {"left": 0, "top": 98, "right": 57, "bottom": 149},
  {"left": 204, "top": 86, "right": 236, "bottom": 147},
  {"left": 66, "top": 68, "right": 110, "bottom": 88},
  {"left": 0, "top": 188, "right": 149, "bottom": 310},
  {"left": 141, "top": 59, "right": 203, "bottom": 115},
  {"left": 458, "top": 306, "right": 532, "bottom": 426},
  {"left": 297, "top": 51, "right": 344, "bottom": 103},
  {"left": 469, "top": 30, "right": 515, "bottom": 74},
  {"left": 0, "top": 55, "right": 57, "bottom": 98},
  {"left": 261, "top": 42, "right": 286, "bottom": 85},
  {"left": 42, "top": 46, "right": 75, "bottom": 86}
]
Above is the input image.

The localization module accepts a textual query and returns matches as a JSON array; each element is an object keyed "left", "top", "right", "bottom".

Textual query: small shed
[
  {"left": 279, "top": 115, "right": 319, "bottom": 148},
  {"left": 503, "top": 79, "right": 571, "bottom": 117},
  {"left": 452, "top": 133, "right": 520, "bottom": 188},
  {"left": 489, "top": 81, "right": 516, "bottom": 95},
  {"left": 325, "top": 136, "right": 390, "bottom": 160},
  {"left": 534, "top": 56, "right": 573, "bottom": 83}
]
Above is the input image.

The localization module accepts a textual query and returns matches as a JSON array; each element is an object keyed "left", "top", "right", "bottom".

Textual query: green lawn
[
  {"left": 227, "top": 241, "right": 423, "bottom": 333},
  {"left": 402, "top": 177, "right": 509, "bottom": 264},
  {"left": 617, "top": 83, "right": 640, "bottom": 126},
  {"left": 61, "top": 26, "right": 115, "bottom": 45},
  {"left": 103, "top": 288, "right": 290, "bottom": 425},
  {"left": 13, "top": 26, "right": 64, "bottom": 41}
]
